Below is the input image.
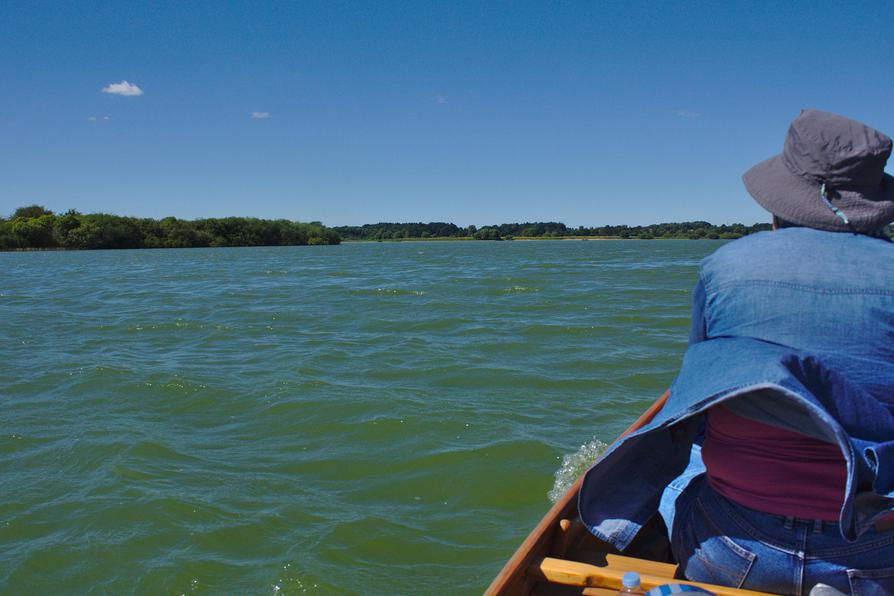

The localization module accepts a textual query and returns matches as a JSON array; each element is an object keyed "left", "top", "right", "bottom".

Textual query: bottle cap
[{"left": 622, "top": 571, "right": 641, "bottom": 589}]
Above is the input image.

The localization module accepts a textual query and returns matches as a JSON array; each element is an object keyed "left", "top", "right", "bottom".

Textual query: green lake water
[{"left": 0, "top": 240, "right": 723, "bottom": 594}]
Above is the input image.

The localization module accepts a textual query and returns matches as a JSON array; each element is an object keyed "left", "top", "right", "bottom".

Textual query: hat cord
[{"left": 820, "top": 182, "right": 851, "bottom": 225}]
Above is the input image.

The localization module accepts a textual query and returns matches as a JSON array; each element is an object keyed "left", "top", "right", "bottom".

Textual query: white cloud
[
  {"left": 102, "top": 80, "right": 144, "bottom": 97},
  {"left": 675, "top": 110, "right": 701, "bottom": 118},
  {"left": 250, "top": 111, "right": 272, "bottom": 119},
  {"left": 87, "top": 116, "right": 110, "bottom": 122}
]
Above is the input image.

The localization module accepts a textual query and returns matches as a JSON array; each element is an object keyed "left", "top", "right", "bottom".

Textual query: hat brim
[{"left": 743, "top": 154, "right": 894, "bottom": 233}]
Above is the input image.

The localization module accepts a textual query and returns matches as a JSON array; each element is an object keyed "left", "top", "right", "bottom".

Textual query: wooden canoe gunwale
[{"left": 485, "top": 391, "right": 670, "bottom": 595}]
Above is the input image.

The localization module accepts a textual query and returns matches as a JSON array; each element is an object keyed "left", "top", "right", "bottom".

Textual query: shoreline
[
  {"left": 1, "top": 236, "right": 735, "bottom": 252},
  {"left": 341, "top": 235, "right": 728, "bottom": 243}
]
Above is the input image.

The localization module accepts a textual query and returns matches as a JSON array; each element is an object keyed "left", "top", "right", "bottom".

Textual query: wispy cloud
[
  {"left": 675, "top": 110, "right": 701, "bottom": 118},
  {"left": 435, "top": 95, "right": 447, "bottom": 105},
  {"left": 250, "top": 111, "right": 272, "bottom": 119},
  {"left": 87, "top": 116, "right": 111, "bottom": 122},
  {"left": 102, "top": 80, "right": 144, "bottom": 96}
]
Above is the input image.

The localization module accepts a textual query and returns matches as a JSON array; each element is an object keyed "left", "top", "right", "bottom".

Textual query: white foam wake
[{"left": 548, "top": 438, "right": 608, "bottom": 503}]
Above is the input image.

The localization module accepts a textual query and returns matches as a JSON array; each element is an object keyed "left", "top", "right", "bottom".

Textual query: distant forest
[
  {"left": 333, "top": 221, "right": 772, "bottom": 241},
  {"left": 2, "top": 205, "right": 774, "bottom": 251},
  {"left": 0, "top": 206, "right": 341, "bottom": 250}
]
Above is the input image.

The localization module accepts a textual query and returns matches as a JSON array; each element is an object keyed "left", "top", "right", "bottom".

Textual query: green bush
[{"left": 2, "top": 207, "right": 341, "bottom": 250}]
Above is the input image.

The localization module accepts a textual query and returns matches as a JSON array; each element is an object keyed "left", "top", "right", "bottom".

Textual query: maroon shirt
[{"left": 702, "top": 405, "right": 846, "bottom": 521}]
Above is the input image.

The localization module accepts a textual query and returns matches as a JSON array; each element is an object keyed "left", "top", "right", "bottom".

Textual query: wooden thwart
[
  {"left": 530, "top": 557, "right": 772, "bottom": 596},
  {"left": 604, "top": 553, "right": 677, "bottom": 578}
]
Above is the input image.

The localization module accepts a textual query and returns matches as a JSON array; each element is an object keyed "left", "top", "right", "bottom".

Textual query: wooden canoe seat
[
  {"left": 529, "top": 556, "right": 773, "bottom": 596},
  {"left": 604, "top": 553, "right": 677, "bottom": 578}
]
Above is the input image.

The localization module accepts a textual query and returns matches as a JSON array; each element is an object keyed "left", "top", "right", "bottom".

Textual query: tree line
[
  {"left": 332, "top": 220, "right": 773, "bottom": 241},
  {"left": 2, "top": 205, "right": 777, "bottom": 251},
  {"left": 0, "top": 205, "right": 341, "bottom": 250}
]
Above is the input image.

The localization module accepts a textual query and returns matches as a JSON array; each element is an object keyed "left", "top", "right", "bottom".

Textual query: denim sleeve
[
  {"left": 688, "top": 275, "right": 708, "bottom": 445},
  {"left": 688, "top": 275, "right": 707, "bottom": 345}
]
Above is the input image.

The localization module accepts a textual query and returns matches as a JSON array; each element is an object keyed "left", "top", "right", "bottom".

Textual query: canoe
[{"left": 485, "top": 391, "right": 773, "bottom": 596}]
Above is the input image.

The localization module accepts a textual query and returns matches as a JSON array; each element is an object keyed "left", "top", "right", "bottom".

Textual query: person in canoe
[{"left": 578, "top": 109, "right": 894, "bottom": 595}]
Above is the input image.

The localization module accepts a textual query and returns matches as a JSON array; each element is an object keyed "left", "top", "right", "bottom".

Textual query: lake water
[{"left": 0, "top": 240, "right": 722, "bottom": 594}]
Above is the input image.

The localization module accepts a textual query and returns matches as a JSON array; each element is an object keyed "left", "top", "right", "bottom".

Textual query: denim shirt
[{"left": 578, "top": 228, "right": 894, "bottom": 551}]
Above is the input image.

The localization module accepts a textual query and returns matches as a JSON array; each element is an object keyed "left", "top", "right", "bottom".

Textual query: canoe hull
[{"left": 485, "top": 392, "right": 669, "bottom": 595}]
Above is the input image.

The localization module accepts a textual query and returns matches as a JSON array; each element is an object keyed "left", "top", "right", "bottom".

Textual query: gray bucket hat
[{"left": 743, "top": 109, "right": 894, "bottom": 233}]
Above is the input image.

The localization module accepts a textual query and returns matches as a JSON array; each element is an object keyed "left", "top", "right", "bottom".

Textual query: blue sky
[{"left": 2, "top": 1, "right": 893, "bottom": 227}]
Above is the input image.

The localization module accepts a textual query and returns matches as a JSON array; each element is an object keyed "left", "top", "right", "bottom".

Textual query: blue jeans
[{"left": 670, "top": 475, "right": 894, "bottom": 595}]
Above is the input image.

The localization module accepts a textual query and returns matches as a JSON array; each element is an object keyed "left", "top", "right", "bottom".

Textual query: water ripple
[{"left": 0, "top": 240, "right": 721, "bottom": 594}]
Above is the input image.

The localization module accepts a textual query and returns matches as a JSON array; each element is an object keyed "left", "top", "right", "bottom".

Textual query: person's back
[
  {"left": 694, "top": 228, "right": 894, "bottom": 526},
  {"left": 697, "top": 227, "right": 894, "bottom": 403}
]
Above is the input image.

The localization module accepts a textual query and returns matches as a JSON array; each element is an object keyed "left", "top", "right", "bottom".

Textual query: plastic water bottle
[{"left": 618, "top": 571, "right": 642, "bottom": 594}]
